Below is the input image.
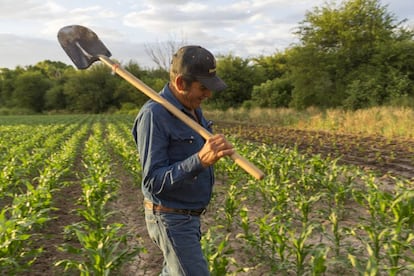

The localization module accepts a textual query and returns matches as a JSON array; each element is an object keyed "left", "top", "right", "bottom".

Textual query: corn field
[{"left": 0, "top": 114, "right": 413, "bottom": 275}]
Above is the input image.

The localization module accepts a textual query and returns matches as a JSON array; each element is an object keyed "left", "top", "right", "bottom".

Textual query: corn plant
[
  {"left": 309, "top": 244, "right": 329, "bottom": 276},
  {"left": 324, "top": 210, "right": 346, "bottom": 259},
  {"left": 0, "top": 207, "right": 45, "bottom": 273},
  {"left": 222, "top": 181, "right": 241, "bottom": 231},
  {"left": 256, "top": 213, "right": 291, "bottom": 273},
  {"left": 57, "top": 221, "right": 141, "bottom": 276},
  {"left": 105, "top": 122, "right": 142, "bottom": 184},
  {"left": 290, "top": 223, "right": 318, "bottom": 275},
  {"left": 201, "top": 226, "right": 236, "bottom": 276},
  {"left": 383, "top": 186, "right": 414, "bottom": 275}
]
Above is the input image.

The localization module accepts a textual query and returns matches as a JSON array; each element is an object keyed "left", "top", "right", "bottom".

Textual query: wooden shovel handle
[{"left": 99, "top": 56, "right": 265, "bottom": 180}]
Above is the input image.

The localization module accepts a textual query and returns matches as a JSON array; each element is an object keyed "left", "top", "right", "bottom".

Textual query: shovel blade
[{"left": 57, "top": 25, "right": 111, "bottom": 69}]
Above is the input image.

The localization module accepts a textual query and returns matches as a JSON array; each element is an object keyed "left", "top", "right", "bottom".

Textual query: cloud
[
  {"left": 0, "top": 33, "right": 73, "bottom": 68},
  {"left": 0, "top": 0, "right": 64, "bottom": 19},
  {"left": 0, "top": 0, "right": 412, "bottom": 69},
  {"left": 123, "top": 1, "right": 251, "bottom": 31},
  {"left": 124, "top": 0, "right": 301, "bottom": 59}
]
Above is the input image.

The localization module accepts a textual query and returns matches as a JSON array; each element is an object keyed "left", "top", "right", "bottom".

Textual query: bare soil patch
[{"left": 215, "top": 121, "right": 414, "bottom": 179}]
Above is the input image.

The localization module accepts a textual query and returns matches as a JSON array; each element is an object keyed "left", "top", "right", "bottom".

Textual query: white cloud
[{"left": 0, "top": 33, "right": 73, "bottom": 67}]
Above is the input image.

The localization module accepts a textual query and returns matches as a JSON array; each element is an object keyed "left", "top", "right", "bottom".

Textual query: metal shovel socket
[{"left": 58, "top": 25, "right": 111, "bottom": 69}]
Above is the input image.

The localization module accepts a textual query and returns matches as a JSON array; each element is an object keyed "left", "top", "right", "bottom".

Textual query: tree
[
  {"left": 28, "top": 60, "right": 72, "bottom": 79},
  {"left": 145, "top": 34, "right": 187, "bottom": 71},
  {"left": 63, "top": 64, "right": 117, "bottom": 113},
  {"left": 380, "top": 39, "right": 414, "bottom": 100},
  {"left": 253, "top": 51, "right": 289, "bottom": 81},
  {"left": 42, "top": 62, "right": 76, "bottom": 111},
  {"left": 12, "top": 71, "right": 51, "bottom": 112},
  {"left": 211, "top": 55, "right": 262, "bottom": 109},
  {"left": 112, "top": 61, "right": 169, "bottom": 109},
  {"left": 288, "top": 46, "right": 338, "bottom": 109},
  {"left": 0, "top": 68, "right": 19, "bottom": 108},
  {"left": 251, "top": 77, "right": 293, "bottom": 108},
  {"left": 289, "top": 0, "right": 413, "bottom": 109}
]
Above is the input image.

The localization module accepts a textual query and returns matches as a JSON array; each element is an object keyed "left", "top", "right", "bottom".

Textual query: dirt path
[
  {"left": 23, "top": 157, "right": 84, "bottom": 275},
  {"left": 109, "top": 156, "right": 163, "bottom": 276}
]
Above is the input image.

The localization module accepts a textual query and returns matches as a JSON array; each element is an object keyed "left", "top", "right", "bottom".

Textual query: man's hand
[{"left": 198, "top": 134, "right": 235, "bottom": 167}]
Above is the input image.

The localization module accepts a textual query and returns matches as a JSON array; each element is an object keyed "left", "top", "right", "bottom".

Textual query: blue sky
[{"left": 0, "top": 0, "right": 412, "bottom": 69}]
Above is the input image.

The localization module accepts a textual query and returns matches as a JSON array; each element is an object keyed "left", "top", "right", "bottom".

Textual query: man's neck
[{"left": 169, "top": 82, "right": 193, "bottom": 111}]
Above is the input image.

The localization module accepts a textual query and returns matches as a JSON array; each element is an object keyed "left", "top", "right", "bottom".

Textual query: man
[{"left": 132, "top": 45, "right": 234, "bottom": 275}]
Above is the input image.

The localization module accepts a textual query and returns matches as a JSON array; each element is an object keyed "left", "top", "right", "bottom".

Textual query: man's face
[{"left": 180, "top": 81, "right": 212, "bottom": 110}]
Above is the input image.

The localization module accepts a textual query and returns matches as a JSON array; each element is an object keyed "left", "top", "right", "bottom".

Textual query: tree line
[{"left": 0, "top": 0, "right": 413, "bottom": 114}]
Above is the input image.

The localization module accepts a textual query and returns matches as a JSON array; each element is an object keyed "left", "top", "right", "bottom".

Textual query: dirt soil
[
  {"left": 22, "top": 122, "right": 414, "bottom": 275},
  {"left": 215, "top": 121, "right": 414, "bottom": 179}
]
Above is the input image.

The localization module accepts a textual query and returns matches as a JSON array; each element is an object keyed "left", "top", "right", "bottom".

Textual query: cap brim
[{"left": 196, "top": 76, "right": 227, "bottom": 92}]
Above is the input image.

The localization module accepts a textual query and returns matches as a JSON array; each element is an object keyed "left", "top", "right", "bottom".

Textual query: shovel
[{"left": 57, "top": 25, "right": 265, "bottom": 180}]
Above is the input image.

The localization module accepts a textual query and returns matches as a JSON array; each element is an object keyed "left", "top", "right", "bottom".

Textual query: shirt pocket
[{"left": 168, "top": 132, "right": 200, "bottom": 161}]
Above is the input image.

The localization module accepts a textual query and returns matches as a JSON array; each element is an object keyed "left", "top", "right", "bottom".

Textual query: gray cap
[{"left": 171, "top": 45, "right": 227, "bottom": 91}]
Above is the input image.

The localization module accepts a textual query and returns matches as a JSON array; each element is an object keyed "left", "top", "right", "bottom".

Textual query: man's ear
[{"left": 174, "top": 75, "right": 186, "bottom": 93}]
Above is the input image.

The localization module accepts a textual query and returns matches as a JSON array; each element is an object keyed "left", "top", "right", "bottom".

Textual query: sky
[{"left": 0, "top": 0, "right": 412, "bottom": 70}]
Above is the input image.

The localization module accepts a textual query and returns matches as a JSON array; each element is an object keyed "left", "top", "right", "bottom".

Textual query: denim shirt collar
[{"left": 160, "top": 83, "right": 202, "bottom": 120}]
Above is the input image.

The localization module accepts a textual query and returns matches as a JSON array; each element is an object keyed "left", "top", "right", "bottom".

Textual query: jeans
[{"left": 144, "top": 209, "right": 209, "bottom": 276}]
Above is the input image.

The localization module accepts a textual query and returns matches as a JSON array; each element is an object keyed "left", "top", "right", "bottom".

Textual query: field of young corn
[{"left": 0, "top": 114, "right": 413, "bottom": 275}]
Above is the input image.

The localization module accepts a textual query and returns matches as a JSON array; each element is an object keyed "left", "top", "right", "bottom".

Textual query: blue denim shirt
[{"left": 132, "top": 83, "right": 214, "bottom": 210}]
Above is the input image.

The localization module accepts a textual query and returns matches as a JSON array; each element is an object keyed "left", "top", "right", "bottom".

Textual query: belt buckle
[
  {"left": 192, "top": 208, "right": 206, "bottom": 216},
  {"left": 182, "top": 208, "right": 205, "bottom": 216}
]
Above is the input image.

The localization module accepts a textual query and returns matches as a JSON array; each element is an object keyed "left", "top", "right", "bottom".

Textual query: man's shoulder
[
  {"left": 138, "top": 100, "right": 169, "bottom": 117},
  {"left": 139, "top": 99, "right": 158, "bottom": 110}
]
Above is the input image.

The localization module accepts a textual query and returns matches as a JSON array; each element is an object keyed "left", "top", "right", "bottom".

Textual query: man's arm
[{"left": 136, "top": 109, "right": 205, "bottom": 194}]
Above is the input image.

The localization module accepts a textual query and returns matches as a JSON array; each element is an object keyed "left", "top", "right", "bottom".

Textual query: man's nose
[{"left": 204, "top": 89, "right": 212, "bottom": 98}]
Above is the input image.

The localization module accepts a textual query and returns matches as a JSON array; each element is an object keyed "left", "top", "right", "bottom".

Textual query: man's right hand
[{"left": 198, "top": 134, "right": 235, "bottom": 167}]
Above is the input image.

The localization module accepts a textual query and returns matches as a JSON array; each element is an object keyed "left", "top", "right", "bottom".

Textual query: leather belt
[{"left": 144, "top": 200, "right": 206, "bottom": 216}]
